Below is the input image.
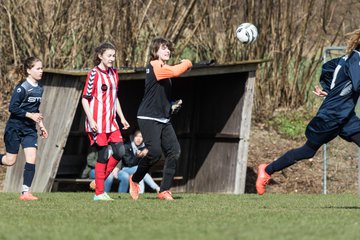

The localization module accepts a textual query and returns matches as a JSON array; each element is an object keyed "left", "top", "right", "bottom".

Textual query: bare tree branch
[{"left": 1, "top": 4, "right": 17, "bottom": 64}]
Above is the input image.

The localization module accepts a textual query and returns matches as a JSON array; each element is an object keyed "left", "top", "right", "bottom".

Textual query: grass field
[{"left": 0, "top": 193, "right": 359, "bottom": 240}]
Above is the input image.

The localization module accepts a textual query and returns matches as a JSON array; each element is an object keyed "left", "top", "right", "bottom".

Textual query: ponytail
[
  {"left": 6, "top": 64, "right": 25, "bottom": 84},
  {"left": 6, "top": 57, "right": 41, "bottom": 84},
  {"left": 345, "top": 29, "right": 360, "bottom": 54}
]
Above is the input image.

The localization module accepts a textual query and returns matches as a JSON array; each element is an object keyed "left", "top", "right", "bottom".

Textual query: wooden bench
[
  {"left": 52, "top": 178, "right": 93, "bottom": 192},
  {"left": 53, "top": 155, "right": 183, "bottom": 191},
  {"left": 152, "top": 176, "right": 183, "bottom": 182},
  {"left": 52, "top": 176, "right": 183, "bottom": 192}
]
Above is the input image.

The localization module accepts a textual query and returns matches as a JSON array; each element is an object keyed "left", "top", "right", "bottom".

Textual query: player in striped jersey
[
  {"left": 0, "top": 57, "right": 48, "bottom": 200},
  {"left": 82, "top": 42, "right": 129, "bottom": 201},
  {"left": 256, "top": 29, "right": 360, "bottom": 195}
]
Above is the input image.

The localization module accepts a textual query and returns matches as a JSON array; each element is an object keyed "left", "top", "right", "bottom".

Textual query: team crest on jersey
[
  {"left": 17, "top": 88, "right": 21, "bottom": 93},
  {"left": 146, "top": 68, "right": 150, "bottom": 74},
  {"left": 101, "top": 84, "right": 108, "bottom": 91}
]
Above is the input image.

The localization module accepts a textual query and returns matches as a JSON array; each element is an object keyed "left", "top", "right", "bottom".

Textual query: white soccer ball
[{"left": 236, "top": 23, "right": 258, "bottom": 44}]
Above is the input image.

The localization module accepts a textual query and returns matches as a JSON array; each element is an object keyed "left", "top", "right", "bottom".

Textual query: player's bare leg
[{"left": 0, "top": 153, "right": 17, "bottom": 166}]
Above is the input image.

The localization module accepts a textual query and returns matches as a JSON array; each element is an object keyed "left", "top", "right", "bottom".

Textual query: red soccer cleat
[{"left": 256, "top": 163, "right": 271, "bottom": 195}]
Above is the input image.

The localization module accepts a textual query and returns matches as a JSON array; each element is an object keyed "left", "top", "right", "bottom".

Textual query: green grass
[
  {"left": 0, "top": 193, "right": 359, "bottom": 240},
  {"left": 270, "top": 110, "right": 312, "bottom": 139}
]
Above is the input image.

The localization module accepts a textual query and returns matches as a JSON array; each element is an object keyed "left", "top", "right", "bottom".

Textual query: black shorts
[
  {"left": 305, "top": 117, "right": 340, "bottom": 146},
  {"left": 339, "top": 114, "right": 360, "bottom": 141},
  {"left": 305, "top": 114, "right": 360, "bottom": 145},
  {"left": 4, "top": 125, "right": 38, "bottom": 154}
]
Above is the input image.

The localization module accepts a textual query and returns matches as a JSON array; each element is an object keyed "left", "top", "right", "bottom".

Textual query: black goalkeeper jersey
[{"left": 137, "top": 59, "right": 192, "bottom": 121}]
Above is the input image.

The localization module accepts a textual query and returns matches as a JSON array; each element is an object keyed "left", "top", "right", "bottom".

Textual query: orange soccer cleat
[
  {"left": 19, "top": 192, "right": 39, "bottom": 201},
  {"left": 157, "top": 191, "right": 174, "bottom": 201},
  {"left": 89, "top": 180, "right": 96, "bottom": 190},
  {"left": 129, "top": 176, "right": 140, "bottom": 200},
  {"left": 256, "top": 163, "right": 271, "bottom": 195}
]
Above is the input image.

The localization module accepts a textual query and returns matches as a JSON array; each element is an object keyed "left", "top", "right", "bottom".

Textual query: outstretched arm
[{"left": 152, "top": 59, "right": 192, "bottom": 81}]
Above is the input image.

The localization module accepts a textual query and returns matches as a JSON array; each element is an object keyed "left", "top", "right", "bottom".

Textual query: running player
[
  {"left": 129, "top": 37, "right": 192, "bottom": 201},
  {"left": 82, "top": 42, "right": 129, "bottom": 201},
  {"left": 256, "top": 29, "right": 360, "bottom": 195},
  {"left": 0, "top": 57, "right": 48, "bottom": 200}
]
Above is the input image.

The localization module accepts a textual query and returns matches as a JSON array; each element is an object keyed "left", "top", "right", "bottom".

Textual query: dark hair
[
  {"left": 7, "top": 56, "right": 41, "bottom": 84},
  {"left": 93, "top": 42, "right": 116, "bottom": 66},
  {"left": 133, "top": 130, "right": 142, "bottom": 137},
  {"left": 149, "top": 37, "right": 173, "bottom": 61}
]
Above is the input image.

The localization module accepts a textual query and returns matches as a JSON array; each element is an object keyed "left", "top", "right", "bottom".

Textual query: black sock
[
  {"left": 132, "top": 157, "right": 153, "bottom": 183},
  {"left": 265, "top": 141, "right": 320, "bottom": 175},
  {"left": 0, "top": 154, "right": 3, "bottom": 165},
  {"left": 23, "top": 163, "right": 36, "bottom": 192},
  {"left": 160, "top": 168, "right": 176, "bottom": 192}
]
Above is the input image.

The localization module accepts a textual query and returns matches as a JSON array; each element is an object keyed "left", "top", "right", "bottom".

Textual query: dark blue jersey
[
  {"left": 316, "top": 50, "right": 360, "bottom": 123},
  {"left": 7, "top": 79, "right": 43, "bottom": 128},
  {"left": 319, "top": 57, "right": 341, "bottom": 93}
]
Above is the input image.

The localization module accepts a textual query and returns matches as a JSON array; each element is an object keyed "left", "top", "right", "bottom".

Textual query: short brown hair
[{"left": 149, "top": 37, "right": 173, "bottom": 61}]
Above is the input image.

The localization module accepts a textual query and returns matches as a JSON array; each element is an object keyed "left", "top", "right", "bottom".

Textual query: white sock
[{"left": 22, "top": 185, "right": 30, "bottom": 193}]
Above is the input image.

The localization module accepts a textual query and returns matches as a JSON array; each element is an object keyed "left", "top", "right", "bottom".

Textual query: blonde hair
[
  {"left": 346, "top": 29, "right": 360, "bottom": 54},
  {"left": 6, "top": 57, "right": 41, "bottom": 84}
]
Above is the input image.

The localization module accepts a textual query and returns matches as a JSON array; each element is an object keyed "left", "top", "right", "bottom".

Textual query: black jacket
[{"left": 122, "top": 142, "right": 146, "bottom": 167}]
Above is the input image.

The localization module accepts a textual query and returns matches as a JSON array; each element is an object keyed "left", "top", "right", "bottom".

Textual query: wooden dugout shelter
[{"left": 4, "top": 60, "right": 261, "bottom": 194}]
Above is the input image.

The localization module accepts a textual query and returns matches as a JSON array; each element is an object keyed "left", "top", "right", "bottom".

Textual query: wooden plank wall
[
  {"left": 171, "top": 72, "right": 248, "bottom": 193},
  {"left": 56, "top": 102, "right": 88, "bottom": 177},
  {"left": 4, "top": 73, "right": 84, "bottom": 192},
  {"left": 235, "top": 71, "right": 256, "bottom": 194}
]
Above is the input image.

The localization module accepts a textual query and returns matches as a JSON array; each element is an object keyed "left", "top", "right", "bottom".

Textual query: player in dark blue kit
[
  {"left": 0, "top": 57, "right": 48, "bottom": 200},
  {"left": 256, "top": 29, "right": 360, "bottom": 195}
]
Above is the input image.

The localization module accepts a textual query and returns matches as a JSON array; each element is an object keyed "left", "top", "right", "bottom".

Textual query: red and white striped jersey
[{"left": 82, "top": 66, "right": 119, "bottom": 133}]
